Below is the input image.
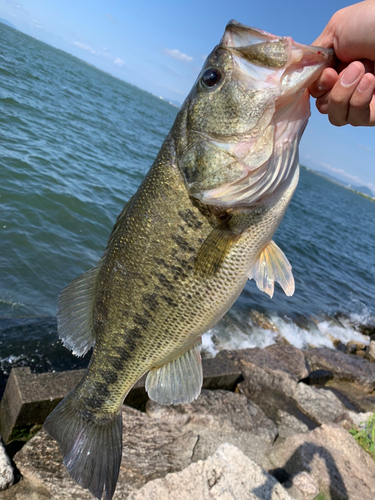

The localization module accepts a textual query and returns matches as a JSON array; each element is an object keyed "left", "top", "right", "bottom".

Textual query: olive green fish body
[
  {"left": 75, "top": 136, "right": 296, "bottom": 419},
  {"left": 44, "top": 20, "right": 334, "bottom": 500}
]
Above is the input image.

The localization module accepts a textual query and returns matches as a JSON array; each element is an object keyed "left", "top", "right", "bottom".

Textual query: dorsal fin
[{"left": 248, "top": 240, "right": 294, "bottom": 298}]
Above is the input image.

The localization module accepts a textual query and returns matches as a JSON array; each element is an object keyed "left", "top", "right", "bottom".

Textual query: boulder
[
  {"left": 12, "top": 406, "right": 199, "bottom": 499},
  {"left": 0, "top": 476, "right": 51, "bottom": 499},
  {"left": 268, "top": 423, "right": 375, "bottom": 500},
  {"left": 283, "top": 471, "right": 319, "bottom": 500},
  {"left": 146, "top": 389, "right": 277, "bottom": 442},
  {"left": 346, "top": 411, "right": 375, "bottom": 429},
  {"left": 305, "top": 348, "right": 375, "bottom": 392},
  {"left": 322, "top": 378, "right": 375, "bottom": 413},
  {"left": 227, "top": 345, "right": 309, "bottom": 397},
  {"left": 367, "top": 341, "right": 375, "bottom": 362},
  {"left": 236, "top": 382, "right": 317, "bottom": 442},
  {"left": 292, "top": 383, "right": 347, "bottom": 425},
  {"left": 276, "top": 411, "right": 310, "bottom": 440},
  {"left": 0, "top": 436, "right": 14, "bottom": 491},
  {"left": 128, "top": 443, "right": 296, "bottom": 500},
  {"left": 146, "top": 389, "right": 277, "bottom": 467}
]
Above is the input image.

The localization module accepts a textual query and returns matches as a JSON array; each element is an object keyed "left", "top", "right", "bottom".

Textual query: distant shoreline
[{"left": 302, "top": 165, "right": 375, "bottom": 202}]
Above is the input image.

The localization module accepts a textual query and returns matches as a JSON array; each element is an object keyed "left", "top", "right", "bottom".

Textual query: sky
[{"left": 1, "top": 0, "right": 374, "bottom": 193}]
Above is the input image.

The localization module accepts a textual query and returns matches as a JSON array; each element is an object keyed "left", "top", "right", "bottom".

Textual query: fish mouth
[
  {"left": 222, "top": 20, "right": 334, "bottom": 100},
  {"left": 185, "top": 21, "right": 334, "bottom": 209}
]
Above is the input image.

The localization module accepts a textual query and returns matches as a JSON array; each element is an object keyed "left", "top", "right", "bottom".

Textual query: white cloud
[
  {"left": 316, "top": 161, "right": 374, "bottom": 191},
  {"left": 31, "top": 20, "right": 43, "bottom": 29},
  {"left": 358, "top": 144, "right": 370, "bottom": 151},
  {"left": 72, "top": 41, "right": 96, "bottom": 54},
  {"left": 114, "top": 57, "right": 125, "bottom": 67},
  {"left": 160, "top": 83, "right": 185, "bottom": 96},
  {"left": 162, "top": 48, "right": 193, "bottom": 63}
]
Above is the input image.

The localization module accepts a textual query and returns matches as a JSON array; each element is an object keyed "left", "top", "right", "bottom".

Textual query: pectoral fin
[
  {"left": 194, "top": 219, "right": 241, "bottom": 278},
  {"left": 248, "top": 240, "right": 295, "bottom": 298},
  {"left": 145, "top": 343, "right": 203, "bottom": 405}
]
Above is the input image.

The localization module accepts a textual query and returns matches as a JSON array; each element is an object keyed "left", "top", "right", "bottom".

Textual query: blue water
[{"left": 1, "top": 24, "right": 375, "bottom": 395}]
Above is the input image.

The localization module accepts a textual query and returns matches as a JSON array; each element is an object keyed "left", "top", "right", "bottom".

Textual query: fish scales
[
  {"left": 79, "top": 140, "right": 279, "bottom": 416},
  {"left": 44, "top": 20, "right": 334, "bottom": 500}
]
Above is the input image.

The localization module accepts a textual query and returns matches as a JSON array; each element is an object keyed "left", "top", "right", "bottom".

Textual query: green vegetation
[
  {"left": 350, "top": 413, "right": 375, "bottom": 461},
  {"left": 313, "top": 493, "right": 328, "bottom": 500},
  {"left": 8, "top": 423, "right": 42, "bottom": 443}
]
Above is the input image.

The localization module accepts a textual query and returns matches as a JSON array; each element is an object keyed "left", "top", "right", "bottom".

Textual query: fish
[{"left": 44, "top": 20, "right": 333, "bottom": 500}]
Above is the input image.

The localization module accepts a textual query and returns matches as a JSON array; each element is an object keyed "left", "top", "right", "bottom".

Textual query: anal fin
[
  {"left": 248, "top": 240, "right": 295, "bottom": 298},
  {"left": 145, "top": 343, "right": 203, "bottom": 405}
]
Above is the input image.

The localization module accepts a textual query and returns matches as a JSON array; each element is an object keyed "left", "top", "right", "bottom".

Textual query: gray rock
[
  {"left": 227, "top": 346, "right": 314, "bottom": 442},
  {"left": 146, "top": 389, "right": 277, "bottom": 442},
  {"left": 0, "top": 436, "right": 13, "bottom": 491},
  {"left": 268, "top": 423, "right": 375, "bottom": 500},
  {"left": 13, "top": 406, "right": 199, "bottom": 499},
  {"left": 367, "top": 341, "right": 375, "bottom": 362},
  {"left": 292, "top": 383, "right": 347, "bottom": 425},
  {"left": 0, "top": 476, "right": 51, "bottom": 499},
  {"left": 0, "top": 356, "right": 242, "bottom": 444},
  {"left": 305, "top": 347, "right": 375, "bottom": 392},
  {"left": 276, "top": 411, "right": 310, "bottom": 440},
  {"left": 236, "top": 381, "right": 318, "bottom": 443},
  {"left": 284, "top": 472, "right": 319, "bottom": 500},
  {"left": 227, "top": 345, "right": 309, "bottom": 398},
  {"left": 128, "top": 443, "right": 296, "bottom": 500},
  {"left": 346, "top": 411, "right": 375, "bottom": 429},
  {"left": 0, "top": 367, "right": 84, "bottom": 444},
  {"left": 146, "top": 389, "right": 277, "bottom": 468}
]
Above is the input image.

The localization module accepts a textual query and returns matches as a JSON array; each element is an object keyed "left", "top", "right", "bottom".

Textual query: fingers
[
  {"left": 313, "top": 61, "right": 375, "bottom": 126},
  {"left": 348, "top": 73, "right": 375, "bottom": 126},
  {"left": 322, "top": 61, "right": 365, "bottom": 125},
  {"left": 309, "top": 68, "right": 339, "bottom": 98}
]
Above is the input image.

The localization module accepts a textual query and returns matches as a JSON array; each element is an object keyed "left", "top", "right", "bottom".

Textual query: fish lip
[
  {"left": 221, "top": 20, "right": 280, "bottom": 46},
  {"left": 222, "top": 19, "right": 335, "bottom": 69},
  {"left": 290, "top": 41, "right": 335, "bottom": 67}
]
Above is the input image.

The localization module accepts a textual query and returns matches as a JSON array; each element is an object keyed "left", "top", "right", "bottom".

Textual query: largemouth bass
[{"left": 45, "top": 20, "right": 333, "bottom": 500}]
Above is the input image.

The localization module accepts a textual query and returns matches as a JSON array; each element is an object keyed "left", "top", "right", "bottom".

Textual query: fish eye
[{"left": 201, "top": 68, "right": 222, "bottom": 88}]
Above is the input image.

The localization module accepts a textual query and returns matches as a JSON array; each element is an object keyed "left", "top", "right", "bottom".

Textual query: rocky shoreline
[{"left": 1, "top": 342, "right": 375, "bottom": 499}]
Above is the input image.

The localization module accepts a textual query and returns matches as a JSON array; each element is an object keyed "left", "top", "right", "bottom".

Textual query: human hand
[{"left": 309, "top": 0, "right": 375, "bottom": 126}]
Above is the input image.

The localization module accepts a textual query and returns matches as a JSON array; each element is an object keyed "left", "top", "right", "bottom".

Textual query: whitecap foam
[{"left": 201, "top": 308, "right": 370, "bottom": 358}]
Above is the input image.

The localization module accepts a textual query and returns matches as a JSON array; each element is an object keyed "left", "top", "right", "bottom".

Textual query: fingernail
[
  {"left": 341, "top": 63, "right": 362, "bottom": 86},
  {"left": 357, "top": 75, "right": 372, "bottom": 92}
]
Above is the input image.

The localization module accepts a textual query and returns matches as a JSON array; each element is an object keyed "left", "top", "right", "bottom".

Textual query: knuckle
[
  {"left": 350, "top": 97, "right": 369, "bottom": 111},
  {"left": 328, "top": 114, "right": 346, "bottom": 127}
]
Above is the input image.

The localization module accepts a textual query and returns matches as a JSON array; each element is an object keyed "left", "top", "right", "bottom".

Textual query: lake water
[{"left": 1, "top": 23, "right": 375, "bottom": 396}]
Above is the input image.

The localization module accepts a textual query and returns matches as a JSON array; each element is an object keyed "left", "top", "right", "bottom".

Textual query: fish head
[{"left": 178, "top": 20, "right": 334, "bottom": 207}]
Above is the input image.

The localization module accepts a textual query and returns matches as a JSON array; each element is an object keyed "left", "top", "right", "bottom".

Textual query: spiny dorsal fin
[
  {"left": 145, "top": 342, "right": 203, "bottom": 405},
  {"left": 57, "top": 265, "right": 100, "bottom": 357},
  {"left": 195, "top": 219, "right": 241, "bottom": 278},
  {"left": 248, "top": 240, "right": 295, "bottom": 298}
]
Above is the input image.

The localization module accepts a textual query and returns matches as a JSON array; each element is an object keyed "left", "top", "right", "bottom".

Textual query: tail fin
[{"left": 44, "top": 391, "right": 122, "bottom": 500}]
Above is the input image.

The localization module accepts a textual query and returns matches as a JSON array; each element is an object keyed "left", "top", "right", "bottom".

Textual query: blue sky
[{"left": 1, "top": 0, "right": 374, "bottom": 193}]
